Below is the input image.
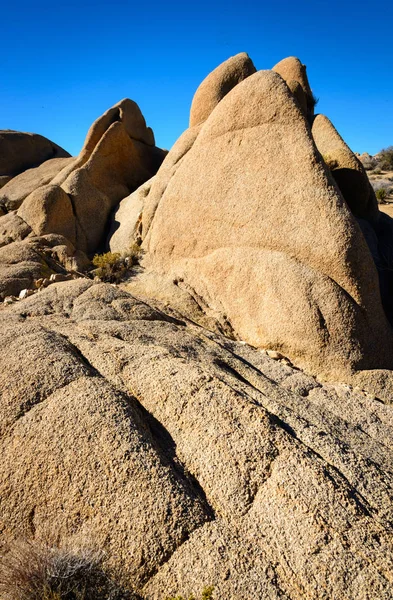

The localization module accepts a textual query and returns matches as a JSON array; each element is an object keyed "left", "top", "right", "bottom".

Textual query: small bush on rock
[
  {"left": 164, "top": 585, "right": 214, "bottom": 600},
  {"left": 322, "top": 154, "right": 339, "bottom": 170},
  {"left": 92, "top": 245, "right": 141, "bottom": 283},
  {"left": 0, "top": 539, "right": 132, "bottom": 600}
]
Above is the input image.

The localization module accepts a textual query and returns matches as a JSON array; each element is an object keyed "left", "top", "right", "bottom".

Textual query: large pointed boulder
[
  {"left": 143, "top": 69, "right": 393, "bottom": 379},
  {"left": 132, "top": 54, "right": 256, "bottom": 245}
]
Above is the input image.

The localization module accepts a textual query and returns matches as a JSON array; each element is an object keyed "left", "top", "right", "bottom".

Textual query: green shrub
[
  {"left": 165, "top": 585, "right": 214, "bottom": 600},
  {"left": 201, "top": 586, "right": 214, "bottom": 600},
  {"left": 376, "top": 187, "right": 388, "bottom": 201},
  {"left": 378, "top": 146, "right": 393, "bottom": 171},
  {"left": 92, "top": 245, "right": 141, "bottom": 283},
  {"left": 0, "top": 539, "right": 132, "bottom": 600}
]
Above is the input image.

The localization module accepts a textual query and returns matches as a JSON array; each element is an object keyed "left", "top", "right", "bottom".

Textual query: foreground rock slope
[
  {"left": 0, "top": 53, "right": 393, "bottom": 599},
  {"left": 1, "top": 279, "right": 392, "bottom": 598}
]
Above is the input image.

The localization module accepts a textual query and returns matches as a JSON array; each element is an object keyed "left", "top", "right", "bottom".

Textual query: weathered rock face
[
  {"left": 310, "top": 115, "right": 393, "bottom": 327},
  {"left": 18, "top": 184, "right": 77, "bottom": 245},
  {"left": 286, "top": 79, "right": 308, "bottom": 115},
  {"left": 189, "top": 52, "right": 256, "bottom": 127},
  {"left": 0, "top": 280, "right": 392, "bottom": 599},
  {"left": 0, "top": 156, "right": 74, "bottom": 212},
  {"left": 143, "top": 68, "right": 393, "bottom": 380},
  {"left": 0, "top": 176, "right": 12, "bottom": 189},
  {"left": 0, "top": 212, "right": 32, "bottom": 248},
  {"left": 273, "top": 56, "right": 315, "bottom": 119},
  {"left": 141, "top": 125, "right": 202, "bottom": 239},
  {"left": 0, "top": 130, "right": 71, "bottom": 178},
  {"left": 108, "top": 178, "right": 154, "bottom": 253},
  {"left": 312, "top": 114, "right": 379, "bottom": 222},
  {"left": 0, "top": 235, "right": 89, "bottom": 299}
]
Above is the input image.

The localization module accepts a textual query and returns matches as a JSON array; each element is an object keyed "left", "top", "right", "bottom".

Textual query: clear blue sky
[{"left": 2, "top": 0, "right": 392, "bottom": 156}]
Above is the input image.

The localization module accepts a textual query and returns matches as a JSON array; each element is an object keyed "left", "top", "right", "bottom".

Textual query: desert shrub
[
  {"left": 164, "top": 586, "right": 214, "bottom": 600},
  {"left": 0, "top": 539, "right": 132, "bottom": 600},
  {"left": 378, "top": 146, "right": 393, "bottom": 171},
  {"left": 92, "top": 244, "right": 141, "bottom": 283},
  {"left": 372, "top": 180, "right": 391, "bottom": 202},
  {"left": 376, "top": 188, "right": 388, "bottom": 201}
]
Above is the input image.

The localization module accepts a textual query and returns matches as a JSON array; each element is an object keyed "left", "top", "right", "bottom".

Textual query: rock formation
[
  {"left": 108, "top": 178, "right": 154, "bottom": 253},
  {"left": 0, "top": 156, "right": 75, "bottom": 212},
  {"left": 15, "top": 99, "right": 166, "bottom": 255},
  {"left": 0, "top": 130, "right": 70, "bottom": 180},
  {"left": 141, "top": 67, "right": 393, "bottom": 383},
  {"left": 0, "top": 99, "right": 166, "bottom": 299},
  {"left": 0, "top": 53, "right": 393, "bottom": 600}
]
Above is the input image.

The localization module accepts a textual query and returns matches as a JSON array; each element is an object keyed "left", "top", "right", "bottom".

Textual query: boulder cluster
[{"left": 0, "top": 53, "right": 392, "bottom": 600}]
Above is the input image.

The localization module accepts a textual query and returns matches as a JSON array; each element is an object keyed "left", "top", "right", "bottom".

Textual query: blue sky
[{"left": 2, "top": 0, "right": 392, "bottom": 156}]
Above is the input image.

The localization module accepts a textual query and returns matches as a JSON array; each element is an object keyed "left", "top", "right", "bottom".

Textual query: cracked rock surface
[{"left": 1, "top": 279, "right": 392, "bottom": 598}]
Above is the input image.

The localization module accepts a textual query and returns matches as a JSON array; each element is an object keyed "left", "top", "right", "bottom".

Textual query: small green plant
[
  {"left": 201, "top": 586, "right": 214, "bottom": 600},
  {"left": 0, "top": 539, "right": 132, "bottom": 600},
  {"left": 164, "top": 585, "right": 214, "bottom": 600},
  {"left": 376, "top": 187, "right": 388, "bottom": 201},
  {"left": 92, "top": 244, "right": 141, "bottom": 283},
  {"left": 321, "top": 154, "right": 339, "bottom": 170}
]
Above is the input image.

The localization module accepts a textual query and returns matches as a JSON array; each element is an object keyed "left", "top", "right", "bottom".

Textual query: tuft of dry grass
[{"left": 0, "top": 539, "right": 133, "bottom": 600}]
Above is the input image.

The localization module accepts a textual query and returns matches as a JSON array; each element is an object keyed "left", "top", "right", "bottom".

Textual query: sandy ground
[{"left": 379, "top": 203, "right": 393, "bottom": 218}]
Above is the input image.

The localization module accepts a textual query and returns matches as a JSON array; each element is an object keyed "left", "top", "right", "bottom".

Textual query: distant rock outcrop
[
  {"left": 0, "top": 130, "right": 70, "bottom": 179},
  {"left": 15, "top": 99, "right": 166, "bottom": 255}
]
